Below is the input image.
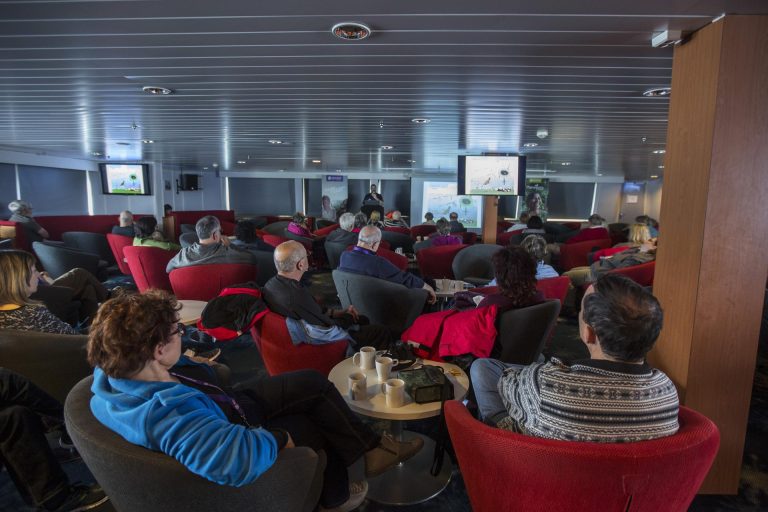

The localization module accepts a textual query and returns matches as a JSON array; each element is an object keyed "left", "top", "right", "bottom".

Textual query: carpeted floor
[{"left": 1, "top": 274, "right": 766, "bottom": 511}]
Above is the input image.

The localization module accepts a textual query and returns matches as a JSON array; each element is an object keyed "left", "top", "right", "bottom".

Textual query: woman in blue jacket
[{"left": 87, "top": 291, "right": 422, "bottom": 512}]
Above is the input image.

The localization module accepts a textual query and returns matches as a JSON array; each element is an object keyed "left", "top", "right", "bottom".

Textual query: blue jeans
[{"left": 470, "top": 358, "right": 524, "bottom": 425}]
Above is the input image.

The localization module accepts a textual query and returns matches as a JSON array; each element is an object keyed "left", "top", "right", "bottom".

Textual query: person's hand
[
  {"left": 424, "top": 284, "right": 437, "bottom": 304},
  {"left": 220, "top": 235, "right": 231, "bottom": 247},
  {"left": 345, "top": 305, "right": 360, "bottom": 322},
  {"left": 283, "top": 433, "right": 296, "bottom": 450}
]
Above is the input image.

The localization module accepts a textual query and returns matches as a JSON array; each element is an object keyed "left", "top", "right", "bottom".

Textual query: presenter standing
[{"left": 363, "top": 184, "right": 384, "bottom": 205}]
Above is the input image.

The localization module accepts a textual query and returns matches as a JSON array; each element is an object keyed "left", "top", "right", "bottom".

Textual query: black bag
[
  {"left": 383, "top": 340, "right": 419, "bottom": 371},
  {"left": 398, "top": 365, "right": 455, "bottom": 404}
]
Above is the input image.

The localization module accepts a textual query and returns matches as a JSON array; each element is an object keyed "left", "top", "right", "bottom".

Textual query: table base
[{"left": 366, "top": 431, "right": 452, "bottom": 506}]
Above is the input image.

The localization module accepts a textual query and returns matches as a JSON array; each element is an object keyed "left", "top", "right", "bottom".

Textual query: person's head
[
  {"left": 322, "top": 195, "right": 331, "bottom": 208},
  {"left": 195, "top": 215, "right": 221, "bottom": 243},
  {"left": 580, "top": 274, "right": 663, "bottom": 362},
  {"left": 291, "top": 212, "right": 306, "bottom": 226},
  {"left": 449, "top": 212, "right": 458, "bottom": 221},
  {"left": 87, "top": 291, "right": 182, "bottom": 379},
  {"left": 525, "top": 192, "right": 542, "bottom": 211},
  {"left": 234, "top": 220, "right": 256, "bottom": 243},
  {"left": 588, "top": 213, "right": 605, "bottom": 227},
  {"left": 353, "top": 212, "right": 368, "bottom": 229},
  {"left": 273, "top": 241, "right": 309, "bottom": 277},
  {"left": 370, "top": 184, "right": 377, "bottom": 193},
  {"left": 339, "top": 212, "right": 355, "bottom": 231},
  {"left": 436, "top": 218, "right": 450, "bottom": 236},
  {"left": 118, "top": 210, "right": 134, "bottom": 227},
  {"left": 521, "top": 234, "right": 548, "bottom": 263},
  {"left": 8, "top": 200, "right": 32, "bottom": 217},
  {"left": 628, "top": 223, "right": 651, "bottom": 245},
  {"left": 425, "top": 212, "right": 434, "bottom": 222},
  {"left": 0, "top": 250, "right": 40, "bottom": 305},
  {"left": 491, "top": 246, "right": 537, "bottom": 306},
  {"left": 369, "top": 210, "right": 381, "bottom": 223},
  {"left": 635, "top": 215, "right": 649, "bottom": 225},
  {"left": 391, "top": 210, "right": 402, "bottom": 221},
  {"left": 164, "top": 204, "right": 173, "bottom": 216},
  {"left": 358, "top": 225, "right": 382, "bottom": 251},
  {"left": 527, "top": 215, "right": 544, "bottom": 230},
  {"left": 519, "top": 212, "right": 530, "bottom": 224},
  {"left": 134, "top": 216, "right": 158, "bottom": 238}
]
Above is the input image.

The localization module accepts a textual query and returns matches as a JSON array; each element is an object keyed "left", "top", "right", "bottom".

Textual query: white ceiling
[{"left": 0, "top": 0, "right": 765, "bottom": 180}]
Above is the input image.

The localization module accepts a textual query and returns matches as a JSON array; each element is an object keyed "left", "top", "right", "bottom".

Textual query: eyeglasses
[{"left": 171, "top": 323, "right": 186, "bottom": 337}]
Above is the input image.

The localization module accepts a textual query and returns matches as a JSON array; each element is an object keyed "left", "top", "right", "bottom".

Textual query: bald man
[
  {"left": 111, "top": 210, "right": 135, "bottom": 237},
  {"left": 262, "top": 241, "right": 395, "bottom": 350}
]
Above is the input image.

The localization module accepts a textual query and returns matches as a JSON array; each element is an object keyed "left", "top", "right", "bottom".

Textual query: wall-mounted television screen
[
  {"left": 457, "top": 154, "right": 526, "bottom": 196},
  {"left": 99, "top": 163, "right": 151, "bottom": 195}
]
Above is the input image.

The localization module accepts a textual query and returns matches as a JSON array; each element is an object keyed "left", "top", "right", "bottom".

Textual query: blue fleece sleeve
[
  {"left": 150, "top": 395, "right": 279, "bottom": 487},
  {"left": 376, "top": 257, "right": 424, "bottom": 288}
]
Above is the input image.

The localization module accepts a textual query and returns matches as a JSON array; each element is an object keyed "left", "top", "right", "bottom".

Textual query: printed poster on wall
[
  {"left": 523, "top": 178, "right": 549, "bottom": 221},
  {"left": 321, "top": 175, "right": 348, "bottom": 221}
]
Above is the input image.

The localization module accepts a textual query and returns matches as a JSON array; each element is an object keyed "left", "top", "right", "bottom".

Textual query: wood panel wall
[
  {"left": 649, "top": 15, "right": 768, "bottom": 493},
  {"left": 481, "top": 196, "right": 498, "bottom": 244}
]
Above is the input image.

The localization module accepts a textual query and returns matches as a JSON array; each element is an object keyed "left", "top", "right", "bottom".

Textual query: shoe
[
  {"left": 49, "top": 484, "right": 109, "bottom": 512},
  {"left": 194, "top": 347, "right": 222, "bottom": 362},
  {"left": 319, "top": 480, "right": 368, "bottom": 512},
  {"left": 364, "top": 433, "right": 424, "bottom": 477}
]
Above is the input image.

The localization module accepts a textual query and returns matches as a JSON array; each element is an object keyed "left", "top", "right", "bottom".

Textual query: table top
[
  {"left": 328, "top": 357, "right": 469, "bottom": 421},
  {"left": 434, "top": 279, "right": 471, "bottom": 298},
  {"left": 178, "top": 299, "right": 207, "bottom": 325}
]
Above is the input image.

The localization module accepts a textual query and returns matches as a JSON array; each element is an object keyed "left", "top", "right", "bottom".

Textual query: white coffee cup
[
  {"left": 395, "top": 247, "right": 404, "bottom": 255},
  {"left": 348, "top": 372, "right": 367, "bottom": 401},
  {"left": 380, "top": 378, "right": 406, "bottom": 408},
  {"left": 417, "top": 236, "right": 423, "bottom": 241},
  {"left": 375, "top": 356, "right": 399, "bottom": 382},
  {"left": 352, "top": 346, "right": 376, "bottom": 370}
]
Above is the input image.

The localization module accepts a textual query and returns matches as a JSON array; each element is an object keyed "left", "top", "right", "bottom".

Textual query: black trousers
[
  {"left": 335, "top": 313, "right": 396, "bottom": 350},
  {"left": 241, "top": 370, "right": 380, "bottom": 508},
  {"left": 0, "top": 368, "right": 69, "bottom": 507}
]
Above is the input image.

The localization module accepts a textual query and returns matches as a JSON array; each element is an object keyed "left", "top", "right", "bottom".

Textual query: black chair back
[
  {"left": 62, "top": 231, "right": 114, "bottom": 265},
  {"left": 325, "top": 241, "right": 347, "bottom": 269},
  {"left": 451, "top": 244, "right": 500, "bottom": 284},
  {"left": 263, "top": 221, "right": 291, "bottom": 235},
  {"left": 495, "top": 300, "right": 561, "bottom": 365},
  {"left": 33, "top": 241, "right": 101, "bottom": 279},
  {"left": 380, "top": 230, "right": 414, "bottom": 253}
]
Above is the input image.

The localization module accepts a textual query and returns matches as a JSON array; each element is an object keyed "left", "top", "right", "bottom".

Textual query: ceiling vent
[
  {"left": 331, "top": 22, "right": 371, "bottom": 41},
  {"left": 643, "top": 87, "right": 671, "bottom": 97},
  {"left": 142, "top": 86, "right": 174, "bottom": 95}
]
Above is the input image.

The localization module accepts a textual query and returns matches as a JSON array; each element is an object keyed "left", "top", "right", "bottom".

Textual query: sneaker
[
  {"left": 194, "top": 347, "right": 222, "bottom": 362},
  {"left": 319, "top": 480, "right": 368, "bottom": 512},
  {"left": 364, "top": 433, "right": 424, "bottom": 477},
  {"left": 49, "top": 484, "right": 109, "bottom": 512}
]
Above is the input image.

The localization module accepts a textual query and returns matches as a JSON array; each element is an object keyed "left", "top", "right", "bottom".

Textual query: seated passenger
[
  {"left": 367, "top": 210, "right": 384, "bottom": 229},
  {"left": 0, "top": 368, "right": 108, "bottom": 510},
  {"left": 430, "top": 218, "right": 462, "bottom": 247},
  {"left": 382, "top": 210, "right": 408, "bottom": 229},
  {"left": 521, "top": 215, "right": 546, "bottom": 237},
  {"left": 478, "top": 246, "right": 544, "bottom": 313},
  {"left": 351, "top": 212, "right": 367, "bottom": 234},
  {"left": 133, "top": 216, "right": 180, "bottom": 251},
  {"left": 286, "top": 212, "right": 314, "bottom": 239},
  {"left": 614, "top": 223, "right": 651, "bottom": 249},
  {"left": 111, "top": 210, "right": 135, "bottom": 237},
  {"left": 325, "top": 212, "right": 358, "bottom": 246},
  {"left": 231, "top": 220, "right": 274, "bottom": 253},
  {"left": 263, "top": 241, "right": 395, "bottom": 348},
  {"left": 564, "top": 237, "right": 657, "bottom": 289},
  {"left": 520, "top": 235, "right": 559, "bottom": 280},
  {"left": 471, "top": 273, "right": 679, "bottom": 442},
  {"left": 506, "top": 212, "right": 530, "bottom": 232},
  {"left": 422, "top": 212, "right": 435, "bottom": 225},
  {"left": 564, "top": 214, "right": 609, "bottom": 244},
  {"left": 88, "top": 291, "right": 422, "bottom": 511},
  {"left": 166, "top": 216, "right": 255, "bottom": 273},
  {"left": 7, "top": 200, "right": 49, "bottom": 242},
  {"left": 448, "top": 212, "right": 465, "bottom": 233},
  {"left": 339, "top": 226, "right": 436, "bottom": 304}
]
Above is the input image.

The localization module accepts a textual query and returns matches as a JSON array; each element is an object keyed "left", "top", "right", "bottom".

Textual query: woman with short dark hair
[
  {"left": 479, "top": 246, "right": 544, "bottom": 312},
  {"left": 133, "top": 216, "right": 180, "bottom": 251}
]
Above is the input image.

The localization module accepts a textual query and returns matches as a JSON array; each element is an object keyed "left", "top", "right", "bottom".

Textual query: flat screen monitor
[
  {"left": 421, "top": 181, "right": 483, "bottom": 229},
  {"left": 457, "top": 154, "right": 526, "bottom": 196},
  {"left": 99, "top": 163, "right": 151, "bottom": 195}
]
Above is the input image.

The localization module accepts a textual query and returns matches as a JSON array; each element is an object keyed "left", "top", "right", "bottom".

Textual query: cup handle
[
  {"left": 380, "top": 383, "right": 388, "bottom": 394},
  {"left": 352, "top": 352, "right": 360, "bottom": 367},
  {"left": 391, "top": 359, "right": 399, "bottom": 366}
]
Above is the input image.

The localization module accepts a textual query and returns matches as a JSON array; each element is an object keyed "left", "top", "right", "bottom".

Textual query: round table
[
  {"left": 177, "top": 299, "right": 207, "bottom": 326},
  {"left": 328, "top": 357, "right": 469, "bottom": 505}
]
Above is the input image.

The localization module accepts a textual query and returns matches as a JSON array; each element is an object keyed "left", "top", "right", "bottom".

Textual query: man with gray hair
[
  {"left": 263, "top": 241, "right": 395, "bottom": 349},
  {"left": 325, "top": 212, "right": 358, "bottom": 246},
  {"left": 166, "top": 215, "right": 255, "bottom": 273},
  {"left": 111, "top": 210, "right": 135, "bottom": 237},
  {"left": 8, "top": 200, "right": 49, "bottom": 242},
  {"left": 339, "top": 226, "right": 436, "bottom": 303}
]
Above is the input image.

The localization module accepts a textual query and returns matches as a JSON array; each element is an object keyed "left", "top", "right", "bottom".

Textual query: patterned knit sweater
[
  {"left": 0, "top": 304, "right": 77, "bottom": 335},
  {"left": 497, "top": 357, "right": 679, "bottom": 443}
]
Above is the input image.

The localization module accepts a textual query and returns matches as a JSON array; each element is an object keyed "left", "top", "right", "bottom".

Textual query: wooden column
[
  {"left": 481, "top": 196, "right": 498, "bottom": 244},
  {"left": 648, "top": 15, "right": 768, "bottom": 494}
]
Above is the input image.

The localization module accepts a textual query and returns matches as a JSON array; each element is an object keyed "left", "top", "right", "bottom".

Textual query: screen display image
[
  {"left": 100, "top": 164, "right": 151, "bottom": 195},
  {"left": 421, "top": 181, "right": 483, "bottom": 229},
  {"left": 464, "top": 155, "right": 523, "bottom": 195}
]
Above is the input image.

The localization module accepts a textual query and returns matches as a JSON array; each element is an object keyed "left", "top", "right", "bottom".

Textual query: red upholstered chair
[
  {"left": 262, "top": 234, "right": 290, "bottom": 248},
  {"left": 535, "top": 276, "right": 571, "bottom": 306},
  {"left": 169, "top": 263, "right": 257, "bottom": 301},
  {"left": 592, "top": 246, "right": 630, "bottom": 261},
  {"left": 609, "top": 261, "right": 656, "bottom": 287},
  {"left": 251, "top": 310, "right": 348, "bottom": 376},
  {"left": 561, "top": 221, "right": 582, "bottom": 231},
  {"left": 497, "top": 220, "right": 513, "bottom": 232},
  {"left": 313, "top": 223, "right": 339, "bottom": 237},
  {"left": 460, "top": 231, "right": 478, "bottom": 245},
  {"left": 123, "top": 246, "right": 175, "bottom": 293},
  {"left": 382, "top": 226, "right": 410, "bottom": 236},
  {"left": 410, "top": 224, "right": 437, "bottom": 239},
  {"left": 445, "top": 402, "right": 720, "bottom": 512},
  {"left": 416, "top": 244, "right": 468, "bottom": 279},
  {"left": 558, "top": 238, "right": 611, "bottom": 271},
  {"left": 496, "top": 230, "right": 520, "bottom": 246},
  {"left": 106, "top": 234, "right": 134, "bottom": 275}
]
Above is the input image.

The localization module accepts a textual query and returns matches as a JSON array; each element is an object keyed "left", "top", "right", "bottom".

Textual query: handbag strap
[{"left": 430, "top": 369, "right": 453, "bottom": 476}]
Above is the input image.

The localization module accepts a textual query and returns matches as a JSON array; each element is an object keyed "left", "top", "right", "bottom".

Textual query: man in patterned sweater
[{"left": 471, "top": 273, "right": 679, "bottom": 442}]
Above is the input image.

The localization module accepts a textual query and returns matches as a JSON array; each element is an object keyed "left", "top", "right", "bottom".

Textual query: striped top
[{"left": 497, "top": 357, "right": 679, "bottom": 443}]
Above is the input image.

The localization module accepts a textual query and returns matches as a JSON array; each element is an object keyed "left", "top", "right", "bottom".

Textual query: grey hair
[
  {"left": 339, "top": 212, "right": 355, "bottom": 231},
  {"left": 436, "top": 218, "right": 450, "bottom": 236},
  {"left": 274, "top": 242, "right": 306, "bottom": 273},
  {"left": 8, "top": 200, "right": 31, "bottom": 214},
  {"left": 521, "top": 234, "right": 548, "bottom": 262},
  {"left": 391, "top": 210, "right": 401, "bottom": 220},
  {"left": 119, "top": 210, "right": 133, "bottom": 223},
  {"left": 195, "top": 215, "right": 221, "bottom": 240},
  {"left": 358, "top": 225, "right": 382, "bottom": 245}
]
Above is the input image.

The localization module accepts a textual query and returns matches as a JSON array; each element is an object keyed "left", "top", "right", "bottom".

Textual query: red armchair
[
  {"left": 416, "top": 244, "right": 468, "bottom": 279},
  {"left": 496, "top": 230, "right": 520, "bottom": 246},
  {"left": 558, "top": 238, "right": 611, "bottom": 271},
  {"left": 608, "top": 261, "right": 655, "bottom": 287},
  {"left": 251, "top": 311, "right": 348, "bottom": 376},
  {"left": 169, "top": 263, "right": 258, "bottom": 301},
  {"left": 445, "top": 402, "right": 720, "bottom": 512},
  {"left": 313, "top": 223, "right": 339, "bottom": 237},
  {"left": 106, "top": 234, "right": 134, "bottom": 275},
  {"left": 410, "top": 224, "right": 437, "bottom": 239},
  {"left": 460, "top": 231, "right": 478, "bottom": 245},
  {"left": 535, "top": 275, "right": 571, "bottom": 306},
  {"left": 382, "top": 226, "right": 410, "bottom": 236},
  {"left": 123, "top": 246, "right": 175, "bottom": 293},
  {"left": 592, "top": 246, "right": 630, "bottom": 261},
  {"left": 262, "top": 234, "right": 290, "bottom": 248}
]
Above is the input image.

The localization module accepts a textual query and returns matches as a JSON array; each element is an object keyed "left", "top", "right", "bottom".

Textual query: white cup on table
[
  {"left": 352, "top": 346, "right": 376, "bottom": 370},
  {"left": 380, "top": 378, "right": 406, "bottom": 408},
  {"left": 375, "top": 356, "right": 399, "bottom": 382},
  {"left": 348, "top": 372, "right": 367, "bottom": 401}
]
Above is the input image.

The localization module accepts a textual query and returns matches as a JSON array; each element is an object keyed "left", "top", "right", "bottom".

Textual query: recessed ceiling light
[
  {"left": 380, "top": 145, "right": 394, "bottom": 150},
  {"left": 268, "top": 139, "right": 283, "bottom": 145},
  {"left": 203, "top": 167, "right": 209, "bottom": 170},
  {"left": 237, "top": 160, "right": 246, "bottom": 164},
  {"left": 523, "top": 142, "right": 538, "bottom": 148},
  {"left": 597, "top": 173, "right": 603, "bottom": 176},
  {"left": 643, "top": 87, "right": 672, "bottom": 97},
  {"left": 91, "top": 151, "right": 102, "bottom": 157},
  {"left": 658, "top": 165, "right": 665, "bottom": 169},
  {"left": 312, "top": 159, "right": 322, "bottom": 164},
  {"left": 142, "top": 85, "right": 174, "bottom": 95},
  {"left": 142, "top": 139, "right": 154, "bottom": 144},
  {"left": 407, "top": 159, "right": 416, "bottom": 163},
  {"left": 279, "top": 169, "right": 286, "bottom": 172},
  {"left": 411, "top": 118, "right": 431, "bottom": 124},
  {"left": 212, "top": 163, "right": 219, "bottom": 168},
  {"left": 650, "top": 175, "right": 659, "bottom": 179},
  {"left": 652, "top": 149, "right": 666, "bottom": 154},
  {"left": 561, "top": 162, "right": 571, "bottom": 166},
  {"left": 331, "top": 22, "right": 371, "bottom": 41}
]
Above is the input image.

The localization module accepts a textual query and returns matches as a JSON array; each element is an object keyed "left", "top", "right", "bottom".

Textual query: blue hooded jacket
[{"left": 90, "top": 365, "right": 278, "bottom": 487}]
